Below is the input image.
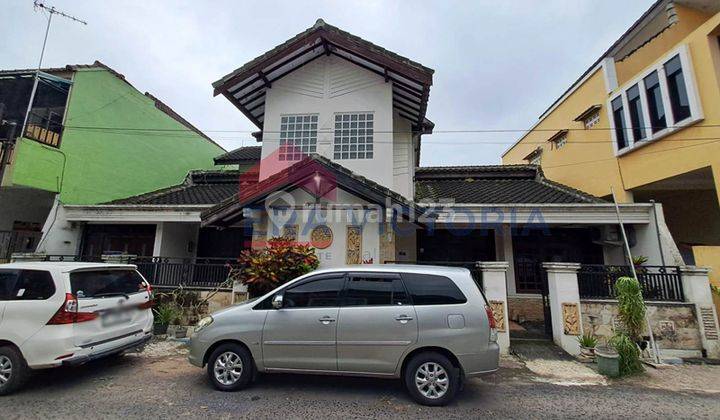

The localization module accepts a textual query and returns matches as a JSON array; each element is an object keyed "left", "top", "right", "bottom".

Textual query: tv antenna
[{"left": 20, "top": 1, "right": 87, "bottom": 137}]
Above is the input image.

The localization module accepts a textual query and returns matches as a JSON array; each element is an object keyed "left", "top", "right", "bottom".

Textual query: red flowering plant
[{"left": 235, "top": 237, "right": 320, "bottom": 297}]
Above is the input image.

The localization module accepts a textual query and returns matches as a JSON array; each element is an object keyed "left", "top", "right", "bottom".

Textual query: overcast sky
[{"left": 2, "top": 0, "right": 654, "bottom": 166}]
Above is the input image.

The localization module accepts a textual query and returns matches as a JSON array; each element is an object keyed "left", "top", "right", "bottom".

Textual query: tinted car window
[
  {"left": 11, "top": 270, "right": 55, "bottom": 300},
  {"left": 344, "top": 276, "right": 409, "bottom": 306},
  {"left": 283, "top": 277, "right": 344, "bottom": 308},
  {"left": 402, "top": 273, "right": 467, "bottom": 305},
  {"left": 70, "top": 270, "right": 145, "bottom": 298},
  {"left": 0, "top": 269, "right": 20, "bottom": 301}
]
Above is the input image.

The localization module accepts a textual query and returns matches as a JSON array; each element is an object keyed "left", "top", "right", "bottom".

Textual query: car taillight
[
  {"left": 485, "top": 305, "right": 498, "bottom": 342},
  {"left": 47, "top": 293, "right": 98, "bottom": 325},
  {"left": 485, "top": 305, "right": 496, "bottom": 329}
]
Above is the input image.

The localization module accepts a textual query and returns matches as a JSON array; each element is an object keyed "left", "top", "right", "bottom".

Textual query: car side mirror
[{"left": 272, "top": 294, "right": 284, "bottom": 309}]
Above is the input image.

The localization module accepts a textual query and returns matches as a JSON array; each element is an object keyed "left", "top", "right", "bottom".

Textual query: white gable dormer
[{"left": 213, "top": 19, "right": 434, "bottom": 201}]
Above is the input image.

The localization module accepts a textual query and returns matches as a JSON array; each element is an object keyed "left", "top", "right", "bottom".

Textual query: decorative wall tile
[
  {"left": 346, "top": 226, "right": 362, "bottom": 264},
  {"left": 562, "top": 303, "right": 580, "bottom": 336},
  {"left": 282, "top": 224, "right": 298, "bottom": 241},
  {"left": 310, "top": 225, "right": 333, "bottom": 249},
  {"left": 489, "top": 300, "right": 506, "bottom": 332},
  {"left": 700, "top": 307, "right": 719, "bottom": 340}
]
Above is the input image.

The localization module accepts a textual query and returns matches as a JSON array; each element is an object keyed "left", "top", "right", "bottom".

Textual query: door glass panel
[
  {"left": 11, "top": 270, "right": 55, "bottom": 300},
  {"left": 283, "top": 277, "right": 344, "bottom": 308},
  {"left": 0, "top": 269, "right": 20, "bottom": 300},
  {"left": 344, "top": 277, "right": 409, "bottom": 306}
]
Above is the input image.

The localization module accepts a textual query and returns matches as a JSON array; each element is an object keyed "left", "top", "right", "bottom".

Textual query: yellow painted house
[{"left": 503, "top": 0, "right": 720, "bottom": 306}]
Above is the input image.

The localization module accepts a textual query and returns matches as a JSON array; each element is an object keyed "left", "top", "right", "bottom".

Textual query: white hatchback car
[{"left": 0, "top": 262, "right": 154, "bottom": 395}]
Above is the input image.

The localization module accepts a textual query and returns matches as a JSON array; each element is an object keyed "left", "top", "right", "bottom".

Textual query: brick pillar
[
  {"left": 478, "top": 261, "right": 510, "bottom": 355},
  {"left": 543, "top": 262, "right": 583, "bottom": 356},
  {"left": 680, "top": 266, "right": 720, "bottom": 358}
]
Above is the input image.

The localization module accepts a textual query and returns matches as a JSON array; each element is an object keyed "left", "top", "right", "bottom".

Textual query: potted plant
[
  {"left": 631, "top": 255, "right": 648, "bottom": 269},
  {"left": 595, "top": 344, "right": 620, "bottom": 377},
  {"left": 577, "top": 332, "right": 598, "bottom": 361},
  {"left": 153, "top": 303, "right": 181, "bottom": 335}
]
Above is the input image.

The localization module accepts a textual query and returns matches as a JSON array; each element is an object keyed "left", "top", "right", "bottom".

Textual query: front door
[
  {"left": 337, "top": 274, "right": 417, "bottom": 374},
  {"left": 262, "top": 275, "right": 345, "bottom": 371}
]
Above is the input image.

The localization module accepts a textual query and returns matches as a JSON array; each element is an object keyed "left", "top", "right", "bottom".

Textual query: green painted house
[{"left": 0, "top": 61, "right": 225, "bottom": 259}]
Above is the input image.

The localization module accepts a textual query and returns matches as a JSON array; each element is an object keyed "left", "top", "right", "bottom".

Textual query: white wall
[
  {"left": 260, "top": 188, "right": 381, "bottom": 269},
  {"left": 630, "top": 203, "right": 683, "bottom": 265},
  {"left": 392, "top": 114, "right": 414, "bottom": 199},
  {"left": 153, "top": 222, "right": 200, "bottom": 258},
  {"left": 36, "top": 199, "right": 83, "bottom": 255},
  {"left": 261, "top": 55, "right": 411, "bottom": 198}
]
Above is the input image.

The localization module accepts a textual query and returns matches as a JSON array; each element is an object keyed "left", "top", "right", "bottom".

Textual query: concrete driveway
[{"left": 3, "top": 341, "right": 720, "bottom": 419}]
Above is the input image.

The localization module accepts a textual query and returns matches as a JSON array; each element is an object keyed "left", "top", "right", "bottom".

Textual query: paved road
[{"left": 3, "top": 347, "right": 719, "bottom": 419}]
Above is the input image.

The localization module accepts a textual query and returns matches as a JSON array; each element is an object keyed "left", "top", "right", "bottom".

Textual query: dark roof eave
[
  {"left": 213, "top": 19, "right": 433, "bottom": 93},
  {"left": 202, "top": 154, "right": 423, "bottom": 227}
]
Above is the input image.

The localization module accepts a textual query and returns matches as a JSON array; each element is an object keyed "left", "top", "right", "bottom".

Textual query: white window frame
[
  {"left": 279, "top": 113, "right": 318, "bottom": 161},
  {"left": 333, "top": 112, "right": 374, "bottom": 160},
  {"left": 608, "top": 44, "right": 703, "bottom": 156}
]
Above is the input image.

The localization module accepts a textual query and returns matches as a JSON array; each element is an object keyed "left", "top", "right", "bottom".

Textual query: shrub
[
  {"left": 577, "top": 332, "right": 598, "bottom": 348},
  {"left": 610, "top": 333, "right": 644, "bottom": 375},
  {"left": 614, "top": 276, "right": 646, "bottom": 340},
  {"left": 153, "top": 302, "right": 182, "bottom": 326},
  {"left": 612, "top": 276, "right": 646, "bottom": 375},
  {"left": 236, "top": 237, "right": 320, "bottom": 297}
]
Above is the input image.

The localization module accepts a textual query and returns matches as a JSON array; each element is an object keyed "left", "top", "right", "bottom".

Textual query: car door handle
[
  {"left": 395, "top": 315, "right": 413, "bottom": 323},
  {"left": 318, "top": 316, "right": 336, "bottom": 325}
]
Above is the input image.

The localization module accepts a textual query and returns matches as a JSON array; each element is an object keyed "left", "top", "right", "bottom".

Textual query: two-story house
[
  {"left": 45, "top": 19, "right": 713, "bottom": 355},
  {"left": 0, "top": 61, "right": 226, "bottom": 261},
  {"left": 502, "top": 0, "right": 720, "bottom": 305}
]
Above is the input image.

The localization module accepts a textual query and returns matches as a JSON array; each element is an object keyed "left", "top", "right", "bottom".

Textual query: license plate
[{"left": 101, "top": 310, "right": 133, "bottom": 327}]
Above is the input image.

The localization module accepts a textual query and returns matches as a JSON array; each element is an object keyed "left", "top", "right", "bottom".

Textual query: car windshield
[{"left": 70, "top": 270, "right": 146, "bottom": 298}]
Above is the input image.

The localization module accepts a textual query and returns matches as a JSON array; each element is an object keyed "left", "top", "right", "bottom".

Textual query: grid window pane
[
  {"left": 279, "top": 114, "right": 318, "bottom": 161},
  {"left": 333, "top": 112, "right": 374, "bottom": 160}
]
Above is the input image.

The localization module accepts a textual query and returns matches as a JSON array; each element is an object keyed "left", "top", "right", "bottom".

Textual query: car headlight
[{"left": 195, "top": 316, "right": 214, "bottom": 333}]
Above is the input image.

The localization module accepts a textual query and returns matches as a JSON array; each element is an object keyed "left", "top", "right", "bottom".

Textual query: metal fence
[
  {"left": 13, "top": 255, "right": 239, "bottom": 290},
  {"left": 134, "top": 257, "right": 239, "bottom": 289},
  {"left": 577, "top": 264, "right": 684, "bottom": 302}
]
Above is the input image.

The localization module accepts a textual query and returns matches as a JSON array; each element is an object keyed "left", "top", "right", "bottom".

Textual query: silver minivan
[{"left": 187, "top": 265, "right": 499, "bottom": 405}]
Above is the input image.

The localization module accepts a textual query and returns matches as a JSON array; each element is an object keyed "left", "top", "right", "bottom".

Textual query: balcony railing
[
  {"left": 24, "top": 111, "right": 63, "bottom": 147},
  {"left": 578, "top": 264, "right": 684, "bottom": 302}
]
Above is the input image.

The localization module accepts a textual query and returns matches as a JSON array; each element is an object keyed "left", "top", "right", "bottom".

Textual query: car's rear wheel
[
  {"left": 403, "top": 352, "right": 461, "bottom": 406},
  {"left": 206, "top": 343, "right": 254, "bottom": 392},
  {"left": 0, "top": 346, "right": 29, "bottom": 396}
]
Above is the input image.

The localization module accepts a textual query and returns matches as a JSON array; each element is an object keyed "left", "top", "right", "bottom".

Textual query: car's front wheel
[
  {"left": 206, "top": 343, "right": 254, "bottom": 392},
  {"left": 0, "top": 346, "right": 29, "bottom": 396},
  {"left": 403, "top": 351, "right": 461, "bottom": 406}
]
